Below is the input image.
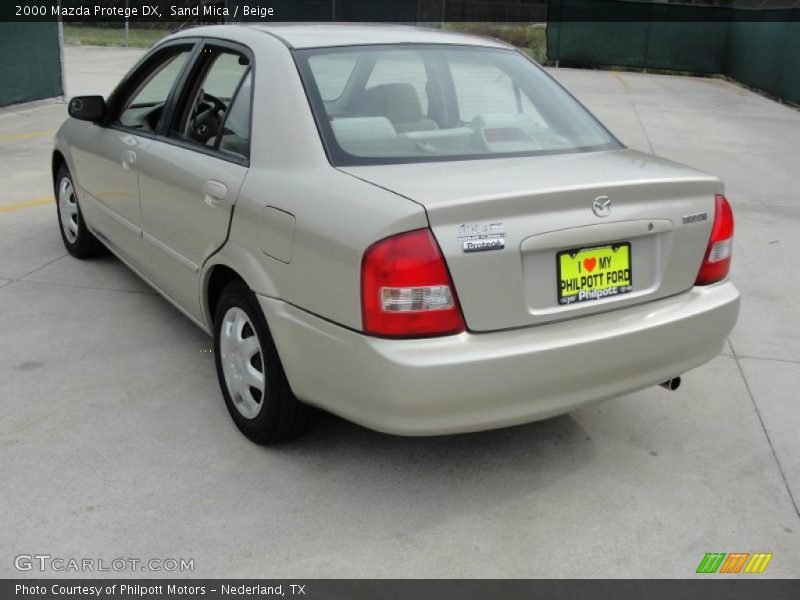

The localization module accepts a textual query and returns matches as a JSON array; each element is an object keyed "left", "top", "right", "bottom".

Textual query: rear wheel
[
  {"left": 55, "top": 165, "right": 105, "bottom": 258},
  {"left": 213, "top": 280, "right": 311, "bottom": 443}
]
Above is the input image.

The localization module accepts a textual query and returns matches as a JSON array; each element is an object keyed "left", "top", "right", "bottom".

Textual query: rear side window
[
  {"left": 218, "top": 71, "right": 252, "bottom": 160},
  {"left": 168, "top": 47, "right": 251, "bottom": 157}
]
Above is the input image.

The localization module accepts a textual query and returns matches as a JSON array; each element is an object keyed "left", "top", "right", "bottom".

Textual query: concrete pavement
[{"left": 0, "top": 46, "right": 798, "bottom": 578}]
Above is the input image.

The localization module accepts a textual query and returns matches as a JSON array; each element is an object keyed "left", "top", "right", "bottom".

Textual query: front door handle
[
  {"left": 203, "top": 180, "right": 228, "bottom": 208},
  {"left": 121, "top": 150, "right": 136, "bottom": 170}
]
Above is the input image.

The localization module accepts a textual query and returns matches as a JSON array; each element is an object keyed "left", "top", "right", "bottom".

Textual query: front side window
[
  {"left": 117, "top": 48, "right": 191, "bottom": 131},
  {"left": 168, "top": 47, "right": 251, "bottom": 157},
  {"left": 295, "top": 45, "right": 620, "bottom": 165}
]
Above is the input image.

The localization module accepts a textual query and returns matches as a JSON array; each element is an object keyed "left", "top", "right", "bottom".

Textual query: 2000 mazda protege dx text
[{"left": 52, "top": 24, "right": 740, "bottom": 443}]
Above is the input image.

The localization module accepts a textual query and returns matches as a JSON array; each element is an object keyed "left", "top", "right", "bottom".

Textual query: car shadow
[{"left": 252, "top": 408, "right": 597, "bottom": 540}]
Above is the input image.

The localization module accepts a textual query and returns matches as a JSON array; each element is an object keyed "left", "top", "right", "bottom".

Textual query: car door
[
  {"left": 70, "top": 41, "right": 195, "bottom": 266},
  {"left": 136, "top": 40, "right": 252, "bottom": 321}
]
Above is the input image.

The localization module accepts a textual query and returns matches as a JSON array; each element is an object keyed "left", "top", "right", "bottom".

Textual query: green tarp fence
[
  {"left": 0, "top": 22, "right": 63, "bottom": 107},
  {"left": 547, "top": 0, "right": 800, "bottom": 105}
]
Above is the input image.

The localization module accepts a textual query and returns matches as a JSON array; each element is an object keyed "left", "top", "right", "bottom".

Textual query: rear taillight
[
  {"left": 361, "top": 229, "right": 466, "bottom": 338},
  {"left": 695, "top": 194, "right": 734, "bottom": 286}
]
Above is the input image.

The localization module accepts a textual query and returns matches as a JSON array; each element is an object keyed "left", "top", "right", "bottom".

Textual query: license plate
[{"left": 557, "top": 243, "right": 633, "bottom": 305}]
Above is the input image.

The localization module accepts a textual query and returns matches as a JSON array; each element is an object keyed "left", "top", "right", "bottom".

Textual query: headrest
[{"left": 361, "top": 83, "right": 425, "bottom": 124}]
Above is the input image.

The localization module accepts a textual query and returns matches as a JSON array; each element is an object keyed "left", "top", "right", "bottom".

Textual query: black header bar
[{"left": 2, "top": 1, "right": 800, "bottom": 23}]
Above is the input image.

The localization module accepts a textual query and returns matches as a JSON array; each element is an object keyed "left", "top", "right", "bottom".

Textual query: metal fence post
[{"left": 57, "top": 0, "right": 66, "bottom": 101}]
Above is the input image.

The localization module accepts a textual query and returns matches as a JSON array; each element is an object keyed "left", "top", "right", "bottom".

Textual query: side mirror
[{"left": 68, "top": 96, "right": 107, "bottom": 122}]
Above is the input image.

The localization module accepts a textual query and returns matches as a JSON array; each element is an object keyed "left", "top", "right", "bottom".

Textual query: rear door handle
[
  {"left": 203, "top": 180, "right": 228, "bottom": 207},
  {"left": 121, "top": 150, "right": 136, "bottom": 170}
]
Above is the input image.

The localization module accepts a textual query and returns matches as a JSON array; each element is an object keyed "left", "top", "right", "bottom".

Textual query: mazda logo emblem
[{"left": 592, "top": 196, "right": 612, "bottom": 217}]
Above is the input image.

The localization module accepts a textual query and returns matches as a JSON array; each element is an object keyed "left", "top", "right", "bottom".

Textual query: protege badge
[
  {"left": 464, "top": 238, "right": 505, "bottom": 252},
  {"left": 458, "top": 222, "right": 505, "bottom": 253}
]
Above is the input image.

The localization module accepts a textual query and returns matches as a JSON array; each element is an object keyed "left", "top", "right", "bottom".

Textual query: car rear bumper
[{"left": 259, "top": 281, "right": 739, "bottom": 436}]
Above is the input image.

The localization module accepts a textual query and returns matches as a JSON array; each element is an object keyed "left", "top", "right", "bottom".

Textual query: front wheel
[
  {"left": 213, "top": 281, "right": 311, "bottom": 443},
  {"left": 55, "top": 165, "right": 105, "bottom": 258}
]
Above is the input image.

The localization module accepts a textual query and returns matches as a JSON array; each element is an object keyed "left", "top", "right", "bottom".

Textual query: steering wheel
[
  {"left": 192, "top": 92, "right": 227, "bottom": 145},
  {"left": 199, "top": 91, "right": 227, "bottom": 115}
]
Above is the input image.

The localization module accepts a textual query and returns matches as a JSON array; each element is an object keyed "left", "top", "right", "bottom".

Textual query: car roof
[{"left": 174, "top": 23, "right": 512, "bottom": 50}]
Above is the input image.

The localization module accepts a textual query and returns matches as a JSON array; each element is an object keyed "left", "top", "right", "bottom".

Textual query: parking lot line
[
  {"left": 0, "top": 129, "right": 55, "bottom": 143},
  {"left": 0, "top": 196, "right": 54, "bottom": 213},
  {"left": 611, "top": 70, "right": 632, "bottom": 92}
]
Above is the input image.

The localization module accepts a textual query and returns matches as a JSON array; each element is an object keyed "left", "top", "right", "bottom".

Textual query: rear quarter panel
[
  {"left": 216, "top": 167, "right": 427, "bottom": 330},
  {"left": 201, "top": 30, "right": 427, "bottom": 330}
]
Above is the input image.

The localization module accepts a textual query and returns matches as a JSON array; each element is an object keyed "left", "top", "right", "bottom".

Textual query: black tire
[
  {"left": 55, "top": 164, "right": 106, "bottom": 258},
  {"left": 213, "top": 280, "right": 311, "bottom": 443}
]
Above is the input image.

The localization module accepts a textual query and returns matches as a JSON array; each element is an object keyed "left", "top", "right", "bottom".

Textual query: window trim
[{"left": 293, "top": 44, "right": 623, "bottom": 167}]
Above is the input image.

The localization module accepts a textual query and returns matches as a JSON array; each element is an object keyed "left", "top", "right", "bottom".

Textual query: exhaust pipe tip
[{"left": 659, "top": 377, "right": 681, "bottom": 391}]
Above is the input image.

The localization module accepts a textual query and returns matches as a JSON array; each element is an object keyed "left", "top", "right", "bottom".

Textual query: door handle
[
  {"left": 203, "top": 180, "right": 228, "bottom": 208},
  {"left": 121, "top": 150, "right": 136, "bottom": 170}
]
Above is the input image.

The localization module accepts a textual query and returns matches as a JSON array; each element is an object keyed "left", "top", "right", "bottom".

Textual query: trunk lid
[{"left": 341, "top": 149, "right": 719, "bottom": 332}]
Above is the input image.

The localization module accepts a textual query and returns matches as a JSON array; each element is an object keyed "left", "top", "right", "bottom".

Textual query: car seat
[{"left": 359, "top": 83, "right": 438, "bottom": 134}]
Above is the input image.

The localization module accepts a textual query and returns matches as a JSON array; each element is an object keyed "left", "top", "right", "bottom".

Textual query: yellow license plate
[{"left": 557, "top": 243, "right": 633, "bottom": 305}]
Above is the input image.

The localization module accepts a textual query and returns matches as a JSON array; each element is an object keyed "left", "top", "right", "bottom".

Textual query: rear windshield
[{"left": 294, "top": 44, "right": 621, "bottom": 166}]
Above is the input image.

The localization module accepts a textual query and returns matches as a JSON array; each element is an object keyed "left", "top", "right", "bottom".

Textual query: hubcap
[
  {"left": 58, "top": 177, "right": 79, "bottom": 244},
  {"left": 219, "top": 307, "right": 266, "bottom": 419}
]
